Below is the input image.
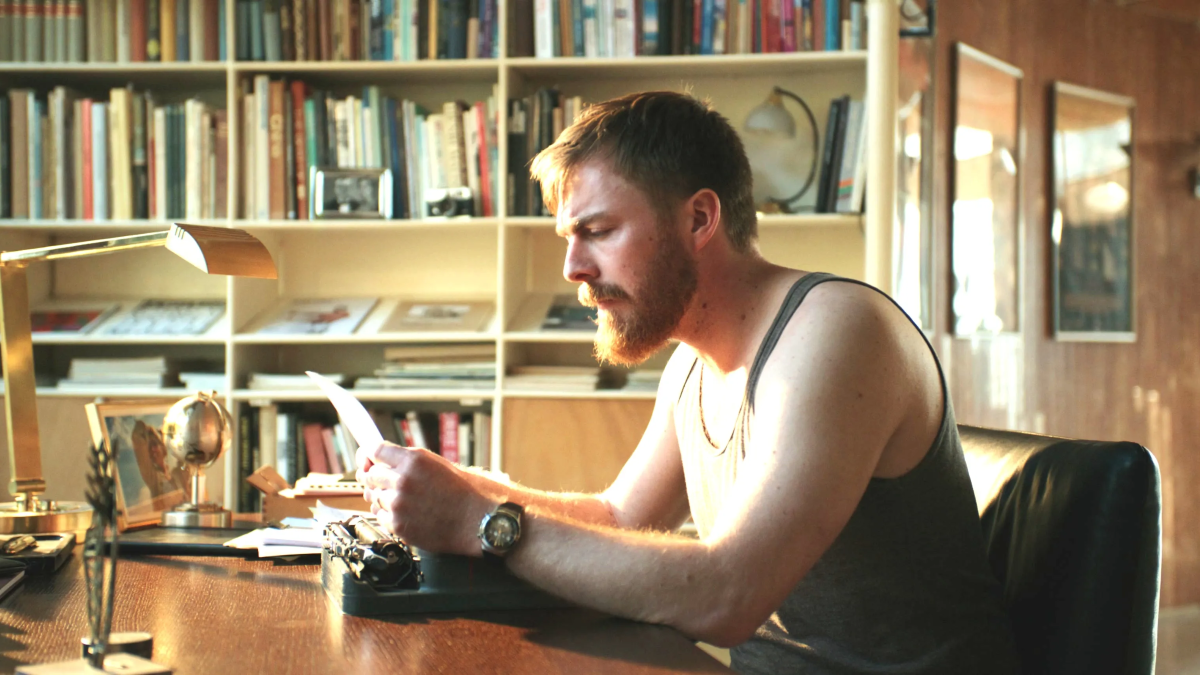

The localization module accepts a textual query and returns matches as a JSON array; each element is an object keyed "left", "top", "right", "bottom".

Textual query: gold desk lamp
[{"left": 0, "top": 224, "right": 278, "bottom": 536}]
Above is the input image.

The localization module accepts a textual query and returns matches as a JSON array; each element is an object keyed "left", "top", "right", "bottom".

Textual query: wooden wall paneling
[
  {"left": 935, "top": 0, "right": 1200, "bottom": 605},
  {"left": 502, "top": 398, "right": 654, "bottom": 493}
]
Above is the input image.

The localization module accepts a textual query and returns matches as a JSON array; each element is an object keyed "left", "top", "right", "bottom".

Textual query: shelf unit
[{"left": 0, "top": 0, "right": 898, "bottom": 507}]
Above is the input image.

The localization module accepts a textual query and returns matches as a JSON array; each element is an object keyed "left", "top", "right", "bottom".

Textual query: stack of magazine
[
  {"left": 57, "top": 356, "right": 178, "bottom": 391},
  {"left": 505, "top": 365, "right": 600, "bottom": 392},
  {"left": 355, "top": 344, "right": 496, "bottom": 390},
  {"left": 623, "top": 369, "right": 663, "bottom": 392}
]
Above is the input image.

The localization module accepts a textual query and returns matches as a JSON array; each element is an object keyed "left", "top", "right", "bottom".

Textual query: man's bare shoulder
[{"left": 757, "top": 278, "right": 918, "bottom": 394}]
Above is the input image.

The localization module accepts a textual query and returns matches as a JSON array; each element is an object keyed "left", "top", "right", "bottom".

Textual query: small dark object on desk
[
  {"left": 0, "top": 557, "right": 24, "bottom": 602},
  {"left": 1, "top": 533, "right": 75, "bottom": 574}
]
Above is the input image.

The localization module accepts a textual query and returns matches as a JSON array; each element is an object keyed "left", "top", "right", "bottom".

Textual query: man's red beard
[{"left": 579, "top": 229, "right": 698, "bottom": 366}]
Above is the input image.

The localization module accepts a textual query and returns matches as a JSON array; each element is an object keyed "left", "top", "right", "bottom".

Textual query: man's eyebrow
[{"left": 555, "top": 213, "right": 606, "bottom": 237}]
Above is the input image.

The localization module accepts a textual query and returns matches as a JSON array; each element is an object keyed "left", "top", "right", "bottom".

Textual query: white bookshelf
[{"left": 0, "top": 0, "right": 898, "bottom": 507}]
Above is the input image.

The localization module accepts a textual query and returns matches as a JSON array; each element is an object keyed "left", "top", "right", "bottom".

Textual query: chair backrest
[{"left": 958, "top": 425, "right": 1161, "bottom": 675}]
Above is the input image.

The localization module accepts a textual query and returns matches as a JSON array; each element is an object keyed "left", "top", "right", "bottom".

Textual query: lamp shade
[{"left": 741, "top": 87, "right": 820, "bottom": 213}]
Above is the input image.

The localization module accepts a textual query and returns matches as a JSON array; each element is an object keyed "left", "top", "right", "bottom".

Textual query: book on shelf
[
  {"left": 237, "top": 80, "right": 499, "bottom": 221},
  {"left": 507, "top": 88, "right": 586, "bottom": 217},
  {"left": 232, "top": 0, "right": 499, "bottom": 62},
  {"left": 180, "top": 371, "right": 226, "bottom": 392},
  {"left": 29, "top": 302, "right": 118, "bottom": 334},
  {"left": 540, "top": 293, "right": 597, "bottom": 331},
  {"left": 96, "top": 299, "right": 225, "bottom": 335},
  {"left": 356, "top": 341, "right": 496, "bottom": 390},
  {"left": 254, "top": 297, "right": 378, "bottom": 335},
  {"left": 2, "top": 86, "right": 226, "bottom": 221},
  {"left": 512, "top": 0, "right": 864, "bottom": 58},
  {"left": 623, "top": 368, "right": 663, "bottom": 391},
  {"left": 506, "top": 365, "right": 600, "bottom": 391},
  {"left": 236, "top": 403, "right": 490, "bottom": 511},
  {"left": 380, "top": 300, "right": 495, "bottom": 333},
  {"left": 247, "top": 372, "right": 346, "bottom": 390},
  {"left": 57, "top": 354, "right": 179, "bottom": 389},
  {"left": 0, "top": 0, "right": 219, "bottom": 63}
]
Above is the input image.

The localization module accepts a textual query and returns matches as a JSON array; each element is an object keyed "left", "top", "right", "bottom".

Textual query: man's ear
[{"left": 686, "top": 189, "right": 722, "bottom": 251}]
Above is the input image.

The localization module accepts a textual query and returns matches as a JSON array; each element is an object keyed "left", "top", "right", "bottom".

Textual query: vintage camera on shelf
[{"left": 424, "top": 186, "right": 475, "bottom": 218}]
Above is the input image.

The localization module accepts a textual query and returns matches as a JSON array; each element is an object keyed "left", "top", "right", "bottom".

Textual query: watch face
[{"left": 484, "top": 514, "right": 519, "bottom": 549}]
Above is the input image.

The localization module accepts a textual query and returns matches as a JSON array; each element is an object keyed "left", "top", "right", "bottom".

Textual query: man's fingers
[{"left": 368, "top": 441, "right": 412, "bottom": 467}]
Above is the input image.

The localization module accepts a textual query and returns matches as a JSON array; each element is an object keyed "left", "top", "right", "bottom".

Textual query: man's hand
[{"left": 357, "top": 442, "right": 496, "bottom": 557}]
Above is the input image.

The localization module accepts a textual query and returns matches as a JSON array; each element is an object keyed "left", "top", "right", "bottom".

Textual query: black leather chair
[{"left": 958, "top": 425, "right": 1161, "bottom": 675}]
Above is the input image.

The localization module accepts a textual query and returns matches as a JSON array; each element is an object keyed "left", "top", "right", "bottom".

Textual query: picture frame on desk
[
  {"left": 1051, "top": 82, "right": 1136, "bottom": 342},
  {"left": 311, "top": 167, "right": 393, "bottom": 219},
  {"left": 85, "top": 400, "right": 188, "bottom": 531},
  {"left": 950, "top": 43, "right": 1023, "bottom": 337}
]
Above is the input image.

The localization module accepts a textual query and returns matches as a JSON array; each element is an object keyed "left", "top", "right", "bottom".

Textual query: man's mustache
[{"left": 579, "top": 283, "right": 631, "bottom": 307}]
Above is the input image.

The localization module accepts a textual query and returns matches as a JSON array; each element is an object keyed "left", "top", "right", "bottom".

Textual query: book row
[
  {"left": 237, "top": 402, "right": 491, "bottom": 512},
  {"left": 512, "top": 0, "right": 867, "bottom": 59},
  {"left": 0, "top": 0, "right": 225, "bottom": 63},
  {"left": 235, "top": 0, "right": 500, "bottom": 62},
  {"left": 238, "top": 79, "right": 500, "bottom": 220},
  {"left": 0, "top": 87, "right": 227, "bottom": 221}
]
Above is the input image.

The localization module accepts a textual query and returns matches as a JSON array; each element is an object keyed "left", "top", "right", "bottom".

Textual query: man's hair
[{"left": 529, "top": 90, "right": 757, "bottom": 252}]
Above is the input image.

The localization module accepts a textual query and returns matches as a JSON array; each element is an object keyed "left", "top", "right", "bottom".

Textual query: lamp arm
[
  {"left": 771, "top": 86, "right": 821, "bottom": 210},
  {"left": 0, "top": 230, "right": 169, "bottom": 264}
]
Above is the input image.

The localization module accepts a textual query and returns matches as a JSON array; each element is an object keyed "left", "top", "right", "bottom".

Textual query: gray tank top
[{"left": 676, "top": 273, "right": 1019, "bottom": 674}]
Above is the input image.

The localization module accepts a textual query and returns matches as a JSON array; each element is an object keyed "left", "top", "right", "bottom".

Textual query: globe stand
[{"left": 162, "top": 478, "right": 231, "bottom": 528}]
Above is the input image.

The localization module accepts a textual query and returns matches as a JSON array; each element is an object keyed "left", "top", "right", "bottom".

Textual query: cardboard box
[{"left": 246, "top": 466, "right": 369, "bottom": 522}]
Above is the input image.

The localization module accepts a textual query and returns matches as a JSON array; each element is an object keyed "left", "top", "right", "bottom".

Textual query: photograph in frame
[
  {"left": 85, "top": 400, "right": 188, "bottom": 530},
  {"left": 1051, "top": 82, "right": 1136, "bottom": 342},
  {"left": 951, "top": 43, "right": 1023, "bottom": 336},
  {"left": 311, "top": 167, "right": 394, "bottom": 219}
]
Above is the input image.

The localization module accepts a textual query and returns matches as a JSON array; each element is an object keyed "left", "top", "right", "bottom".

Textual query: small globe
[{"left": 162, "top": 392, "right": 232, "bottom": 472}]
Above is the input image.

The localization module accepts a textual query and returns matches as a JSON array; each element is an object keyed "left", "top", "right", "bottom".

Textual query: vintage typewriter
[{"left": 321, "top": 515, "right": 570, "bottom": 616}]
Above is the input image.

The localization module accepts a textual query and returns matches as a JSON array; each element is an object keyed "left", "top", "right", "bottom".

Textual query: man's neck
[{"left": 673, "top": 254, "right": 801, "bottom": 376}]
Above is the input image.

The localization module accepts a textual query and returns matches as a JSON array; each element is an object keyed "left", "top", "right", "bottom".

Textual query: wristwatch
[{"left": 478, "top": 501, "right": 524, "bottom": 562}]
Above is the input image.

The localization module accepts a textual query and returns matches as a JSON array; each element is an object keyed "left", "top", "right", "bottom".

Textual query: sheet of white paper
[
  {"left": 305, "top": 371, "right": 384, "bottom": 453},
  {"left": 259, "top": 527, "right": 323, "bottom": 548},
  {"left": 223, "top": 529, "right": 267, "bottom": 549},
  {"left": 257, "top": 544, "right": 321, "bottom": 558},
  {"left": 313, "top": 501, "right": 373, "bottom": 524},
  {"left": 280, "top": 517, "right": 317, "bottom": 529}
]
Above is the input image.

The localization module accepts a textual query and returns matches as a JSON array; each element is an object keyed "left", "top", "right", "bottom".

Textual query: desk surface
[{"left": 0, "top": 550, "right": 730, "bottom": 675}]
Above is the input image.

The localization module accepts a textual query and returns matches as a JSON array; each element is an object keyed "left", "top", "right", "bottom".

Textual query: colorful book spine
[
  {"left": 28, "top": 97, "right": 42, "bottom": 219},
  {"left": 91, "top": 102, "right": 108, "bottom": 220},
  {"left": 175, "top": 0, "right": 189, "bottom": 60},
  {"left": 81, "top": 99, "right": 93, "bottom": 219},
  {"left": 824, "top": 0, "right": 838, "bottom": 50},
  {"left": 161, "top": 0, "right": 176, "bottom": 60},
  {"left": 148, "top": 0, "right": 162, "bottom": 59}
]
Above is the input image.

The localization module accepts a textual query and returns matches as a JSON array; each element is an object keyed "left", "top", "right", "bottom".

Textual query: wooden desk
[{"left": 0, "top": 551, "right": 730, "bottom": 674}]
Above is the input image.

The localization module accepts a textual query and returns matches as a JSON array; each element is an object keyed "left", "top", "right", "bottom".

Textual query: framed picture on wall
[
  {"left": 951, "top": 43, "right": 1023, "bottom": 336},
  {"left": 85, "top": 400, "right": 188, "bottom": 530},
  {"left": 1051, "top": 82, "right": 1136, "bottom": 342},
  {"left": 894, "top": 35, "right": 936, "bottom": 331}
]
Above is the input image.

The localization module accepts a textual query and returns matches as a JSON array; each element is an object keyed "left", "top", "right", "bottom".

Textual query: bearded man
[{"left": 358, "top": 91, "right": 1019, "bottom": 674}]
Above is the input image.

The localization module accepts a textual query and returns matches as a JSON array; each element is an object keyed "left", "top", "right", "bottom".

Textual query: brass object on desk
[
  {"left": 0, "top": 224, "right": 277, "bottom": 536},
  {"left": 160, "top": 393, "right": 233, "bottom": 529}
]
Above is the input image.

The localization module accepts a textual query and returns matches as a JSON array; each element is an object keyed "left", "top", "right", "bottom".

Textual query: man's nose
[{"left": 563, "top": 240, "right": 597, "bottom": 284}]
